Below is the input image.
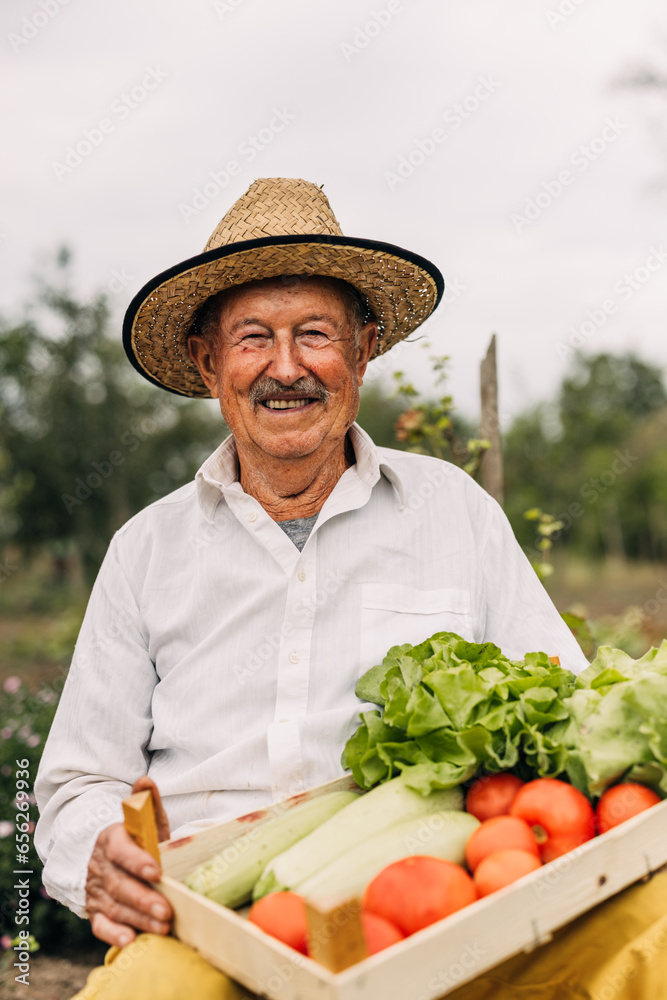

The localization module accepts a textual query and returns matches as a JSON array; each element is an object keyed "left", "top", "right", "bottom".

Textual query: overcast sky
[{"left": 3, "top": 0, "right": 667, "bottom": 422}]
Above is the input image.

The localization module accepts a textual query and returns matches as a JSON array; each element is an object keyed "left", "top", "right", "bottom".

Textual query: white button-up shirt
[{"left": 34, "top": 424, "right": 588, "bottom": 916}]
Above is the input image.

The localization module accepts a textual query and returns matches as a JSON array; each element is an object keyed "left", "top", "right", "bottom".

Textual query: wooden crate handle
[{"left": 122, "top": 788, "right": 161, "bottom": 864}]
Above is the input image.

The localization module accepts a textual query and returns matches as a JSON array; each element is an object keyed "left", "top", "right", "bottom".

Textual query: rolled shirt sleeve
[{"left": 34, "top": 536, "right": 157, "bottom": 917}]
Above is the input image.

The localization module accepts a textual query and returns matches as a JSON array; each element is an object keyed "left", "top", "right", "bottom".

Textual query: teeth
[{"left": 264, "top": 399, "right": 311, "bottom": 409}]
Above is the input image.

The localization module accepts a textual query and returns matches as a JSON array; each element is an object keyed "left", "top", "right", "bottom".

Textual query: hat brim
[{"left": 123, "top": 234, "right": 444, "bottom": 397}]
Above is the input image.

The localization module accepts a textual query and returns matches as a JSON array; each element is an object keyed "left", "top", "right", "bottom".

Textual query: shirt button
[
  {"left": 297, "top": 570, "right": 306, "bottom": 582},
  {"left": 247, "top": 511, "right": 258, "bottom": 522},
  {"left": 289, "top": 652, "right": 299, "bottom": 664}
]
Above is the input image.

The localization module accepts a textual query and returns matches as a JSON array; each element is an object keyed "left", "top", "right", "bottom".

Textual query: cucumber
[
  {"left": 184, "top": 790, "right": 358, "bottom": 908},
  {"left": 253, "top": 776, "right": 463, "bottom": 899},
  {"left": 296, "top": 809, "right": 479, "bottom": 901}
]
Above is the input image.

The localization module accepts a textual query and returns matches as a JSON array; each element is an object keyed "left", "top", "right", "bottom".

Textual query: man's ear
[
  {"left": 355, "top": 322, "right": 378, "bottom": 386},
  {"left": 188, "top": 335, "right": 220, "bottom": 399}
]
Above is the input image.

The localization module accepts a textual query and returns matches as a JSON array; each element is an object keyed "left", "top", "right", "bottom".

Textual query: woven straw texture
[{"left": 126, "top": 178, "right": 442, "bottom": 397}]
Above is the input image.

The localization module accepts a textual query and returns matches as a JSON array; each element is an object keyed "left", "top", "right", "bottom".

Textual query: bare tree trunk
[{"left": 480, "top": 334, "right": 504, "bottom": 506}]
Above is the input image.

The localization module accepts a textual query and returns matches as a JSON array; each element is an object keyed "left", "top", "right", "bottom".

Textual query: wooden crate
[{"left": 157, "top": 776, "right": 667, "bottom": 1000}]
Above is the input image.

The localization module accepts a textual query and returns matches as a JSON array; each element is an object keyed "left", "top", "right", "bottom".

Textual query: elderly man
[{"left": 34, "top": 179, "right": 665, "bottom": 1000}]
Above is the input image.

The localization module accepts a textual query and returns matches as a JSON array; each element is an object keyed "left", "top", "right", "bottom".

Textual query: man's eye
[{"left": 242, "top": 333, "right": 269, "bottom": 342}]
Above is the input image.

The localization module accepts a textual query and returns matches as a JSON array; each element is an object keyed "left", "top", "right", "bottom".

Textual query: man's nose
[{"left": 266, "top": 336, "right": 305, "bottom": 384}]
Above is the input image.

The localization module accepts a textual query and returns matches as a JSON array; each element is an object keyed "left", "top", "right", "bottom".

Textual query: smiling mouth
[{"left": 260, "top": 398, "right": 317, "bottom": 410}]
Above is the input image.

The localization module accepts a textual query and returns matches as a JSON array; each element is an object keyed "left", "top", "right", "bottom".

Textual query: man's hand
[{"left": 85, "top": 777, "right": 173, "bottom": 947}]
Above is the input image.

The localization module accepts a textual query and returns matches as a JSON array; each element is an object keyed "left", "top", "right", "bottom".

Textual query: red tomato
[
  {"left": 361, "top": 912, "right": 405, "bottom": 955},
  {"left": 362, "top": 856, "right": 476, "bottom": 936},
  {"left": 473, "top": 849, "right": 542, "bottom": 896},
  {"left": 510, "top": 778, "right": 595, "bottom": 863},
  {"left": 464, "top": 815, "right": 539, "bottom": 873},
  {"left": 595, "top": 783, "right": 662, "bottom": 834},
  {"left": 466, "top": 773, "right": 524, "bottom": 821},
  {"left": 248, "top": 891, "right": 309, "bottom": 954}
]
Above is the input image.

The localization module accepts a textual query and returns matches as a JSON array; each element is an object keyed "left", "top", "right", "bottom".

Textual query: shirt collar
[
  {"left": 195, "top": 423, "right": 407, "bottom": 521},
  {"left": 347, "top": 423, "right": 407, "bottom": 509}
]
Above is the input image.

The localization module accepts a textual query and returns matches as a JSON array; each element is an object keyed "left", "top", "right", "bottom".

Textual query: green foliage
[
  {"left": 0, "top": 250, "right": 224, "bottom": 583},
  {"left": 504, "top": 352, "right": 667, "bottom": 561},
  {"left": 356, "top": 381, "right": 408, "bottom": 448},
  {"left": 391, "top": 353, "right": 489, "bottom": 476},
  {"left": 560, "top": 612, "right": 596, "bottom": 659},
  {"left": 523, "top": 508, "right": 565, "bottom": 580}
]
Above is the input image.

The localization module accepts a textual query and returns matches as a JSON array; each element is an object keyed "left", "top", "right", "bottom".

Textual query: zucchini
[
  {"left": 184, "top": 790, "right": 358, "bottom": 907},
  {"left": 296, "top": 809, "right": 479, "bottom": 901},
  {"left": 253, "top": 776, "right": 463, "bottom": 899}
]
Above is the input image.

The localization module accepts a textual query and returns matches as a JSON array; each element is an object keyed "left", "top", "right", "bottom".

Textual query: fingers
[
  {"left": 90, "top": 911, "right": 137, "bottom": 948},
  {"left": 86, "top": 822, "right": 173, "bottom": 945},
  {"left": 95, "top": 854, "right": 171, "bottom": 918},
  {"left": 90, "top": 909, "right": 167, "bottom": 948},
  {"left": 131, "top": 776, "right": 171, "bottom": 842},
  {"left": 103, "top": 824, "right": 161, "bottom": 881},
  {"left": 89, "top": 880, "right": 171, "bottom": 937},
  {"left": 87, "top": 878, "right": 171, "bottom": 942}
]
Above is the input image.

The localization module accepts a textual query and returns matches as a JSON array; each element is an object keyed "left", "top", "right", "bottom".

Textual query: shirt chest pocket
[{"left": 359, "top": 582, "right": 474, "bottom": 671}]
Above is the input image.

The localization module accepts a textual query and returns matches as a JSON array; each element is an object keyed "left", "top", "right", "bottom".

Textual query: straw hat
[{"left": 123, "top": 177, "right": 444, "bottom": 397}]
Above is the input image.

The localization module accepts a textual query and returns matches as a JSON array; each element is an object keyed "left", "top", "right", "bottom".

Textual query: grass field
[{"left": 544, "top": 554, "right": 667, "bottom": 656}]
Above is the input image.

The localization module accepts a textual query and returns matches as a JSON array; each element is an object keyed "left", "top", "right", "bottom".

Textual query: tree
[
  {"left": 503, "top": 352, "right": 667, "bottom": 560},
  {"left": 0, "top": 250, "right": 223, "bottom": 583}
]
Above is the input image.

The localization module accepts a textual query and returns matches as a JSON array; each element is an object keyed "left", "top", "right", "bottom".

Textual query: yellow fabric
[
  {"left": 70, "top": 933, "right": 253, "bottom": 1000},
  {"left": 72, "top": 872, "right": 667, "bottom": 1000},
  {"left": 446, "top": 870, "right": 667, "bottom": 1000}
]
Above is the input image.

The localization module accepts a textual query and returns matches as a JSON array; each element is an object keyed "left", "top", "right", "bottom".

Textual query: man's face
[{"left": 189, "top": 277, "right": 377, "bottom": 464}]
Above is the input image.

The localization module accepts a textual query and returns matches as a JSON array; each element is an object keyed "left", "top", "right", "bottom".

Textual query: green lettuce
[
  {"left": 556, "top": 641, "right": 667, "bottom": 797},
  {"left": 343, "top": 633, "right": 667, "bottom": 800},
  {"left": 342, "top": 632, "right": 577, "bottom": 794}
]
